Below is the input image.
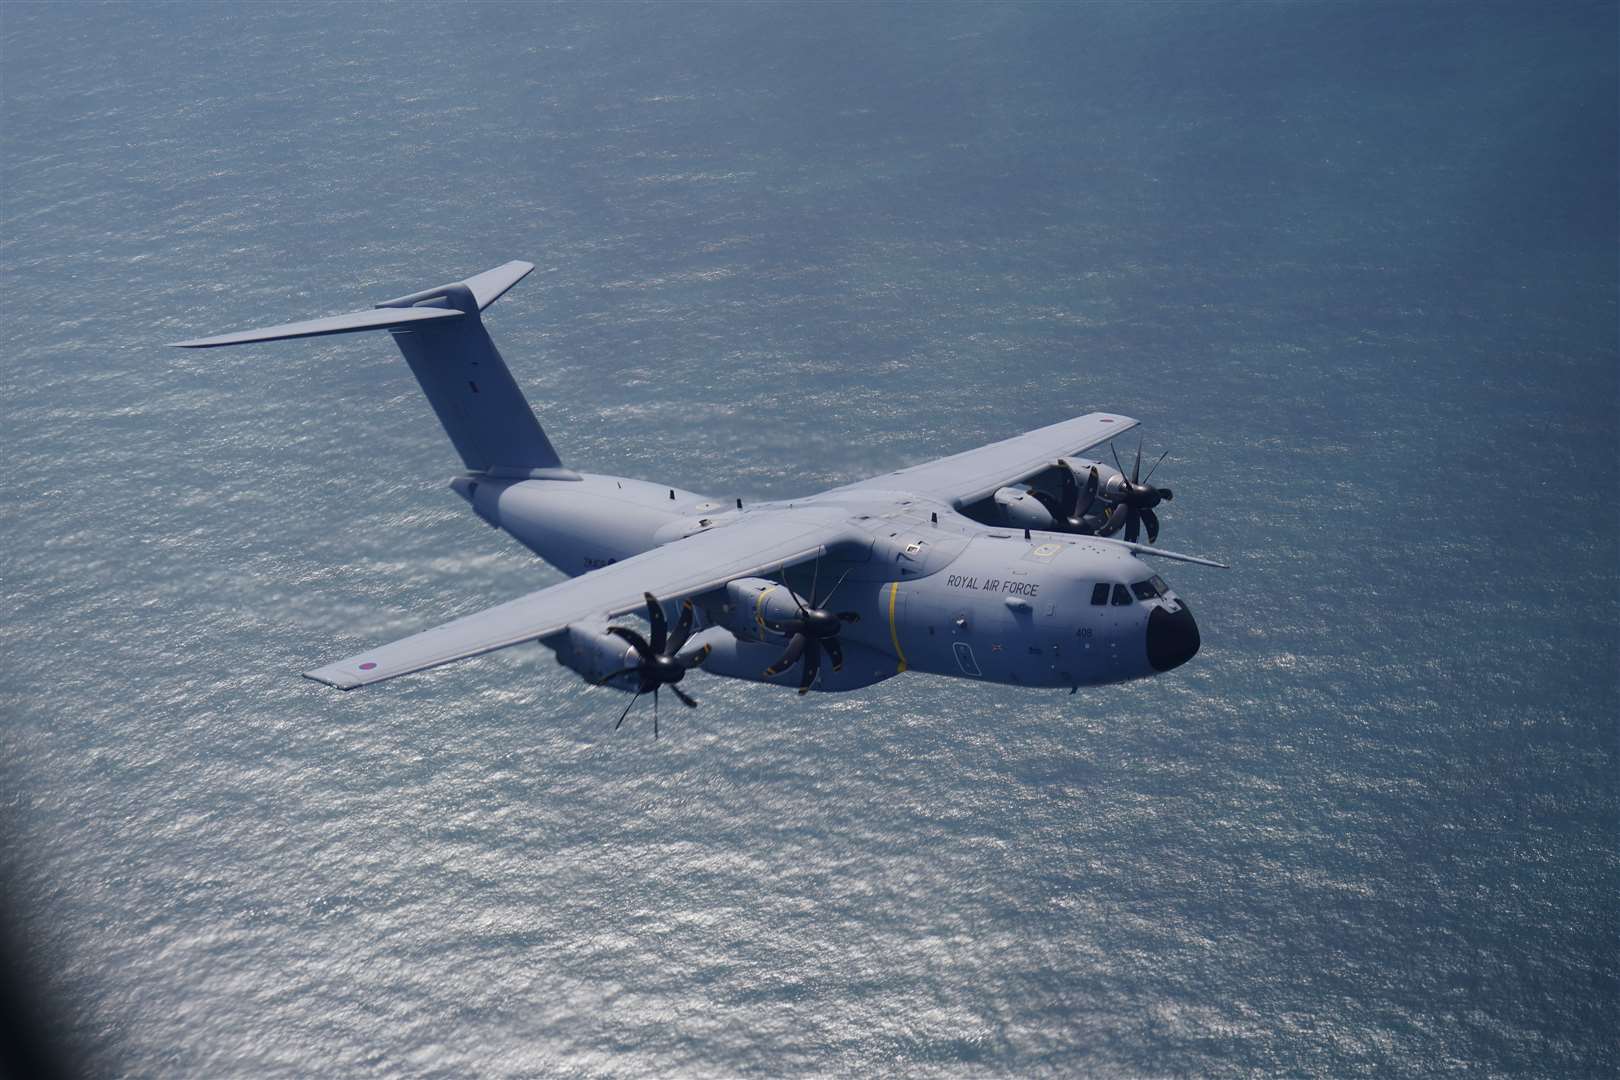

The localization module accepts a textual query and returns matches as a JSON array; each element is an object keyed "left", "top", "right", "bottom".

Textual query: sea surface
[{"left": 2, "top": 2, "right": 1616, "bottom": 1076}]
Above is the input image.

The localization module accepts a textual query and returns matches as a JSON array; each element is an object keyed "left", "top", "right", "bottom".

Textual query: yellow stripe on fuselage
[{"left": 887, "top": 581, "right": 908, "bottom": 673}]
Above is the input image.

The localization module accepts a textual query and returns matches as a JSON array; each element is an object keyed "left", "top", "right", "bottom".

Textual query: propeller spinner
[
  {"left": 596, "top": 592, "right": 712, "bottom": 738},
  {"left": 1097, "top": 438, "right": 1174, "bottom": 544},
  {"left": 761, "top": 557, "right": 861, "bottom": 695}
]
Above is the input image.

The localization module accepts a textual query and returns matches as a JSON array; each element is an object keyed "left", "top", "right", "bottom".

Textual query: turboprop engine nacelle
[
  {"left": 711, "top": 577, "right": 803, "bottom": 643},
  {"left": 555, "top": 624, "right": 639, "bottom": 688},
  {"left": 992, "top": 486, "right": 1058, "bottom": 530},
  {"left": 554, "top": 621, "right": 730, "bottom": 692},
  {"left": 993, "top": 459, "right": 1127, "bottom": 532}
]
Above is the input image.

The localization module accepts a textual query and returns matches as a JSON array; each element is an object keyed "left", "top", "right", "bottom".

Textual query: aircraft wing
[
  {"left": 846, "top": 411, "right": 1138, "bottom": 507},
  {"left": 303, "top": 510, "right": 855, "bottom": 690}
]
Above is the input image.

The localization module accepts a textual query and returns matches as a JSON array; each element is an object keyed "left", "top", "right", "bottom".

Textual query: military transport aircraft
[{"left": 174, "top": 261, "right": 1224, "bottom": 735}]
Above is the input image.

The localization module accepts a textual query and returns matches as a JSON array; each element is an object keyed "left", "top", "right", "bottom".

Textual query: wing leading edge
[
  {"left": 845, "top": 412, "right": 1138, "bottom": 507},
  {"left": 303, "top": 511, "right": 856, "bottom": 690}
]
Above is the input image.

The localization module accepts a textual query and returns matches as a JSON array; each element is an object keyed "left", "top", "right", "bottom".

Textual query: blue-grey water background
[{"left": 2, "top": 2, "right": 1616, "bottom": 1076}]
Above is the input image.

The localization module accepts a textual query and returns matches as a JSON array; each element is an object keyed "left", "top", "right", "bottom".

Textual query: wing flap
[{"left": 303, "top": 512, "right": 851, "bottom": 690}]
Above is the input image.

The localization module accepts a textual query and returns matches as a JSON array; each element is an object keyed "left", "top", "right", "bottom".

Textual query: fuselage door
[{"left": 952, "top": 641, "right": 983, "bottom": 677}]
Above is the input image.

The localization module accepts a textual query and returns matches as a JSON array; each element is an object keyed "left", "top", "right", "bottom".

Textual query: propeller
[
  {"left": 1030, "top": 458, "right": 1105, "bottom": 533},
  {"left": 1096, "top": 437, "right": 1174, "bottom": 544},
  {"left": 595, "top": 592, "right": 712, "bottom": 738},
  {"left": 761, "top": 556, "right": 861, "bottom": 695}
]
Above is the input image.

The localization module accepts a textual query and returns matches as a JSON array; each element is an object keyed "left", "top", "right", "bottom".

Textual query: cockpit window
[
  {"left": 1111, "top": 583, "right": 1132, "bottom": 606},
  {"left": 1151, "top": 575, "right": 1169, "bottom": 596},
  {"left": 1131, "top": 578, "right": 1160, "bottom": 601},
  {"left": 1090, "top": 583, "right": 1110, "bottom": 606}
]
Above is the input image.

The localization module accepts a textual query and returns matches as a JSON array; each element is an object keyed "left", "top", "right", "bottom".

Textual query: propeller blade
[
  {"left": 1097, "top": 503, "right": 1129, "bottom": 537},
  {"left": 824, "top": 636, "right": 844, "bottom": 672},
  {"left": 594, "top": 666, "right": 641, "bottom": 686},
  {"left": 680, "top": 643, "right": 713, "bottom": 669},
  {"left": 666, "top": 599, "right": 695, "bottom": 655},
  {"left": 671, "top": 684, "right": 697, "bottom": 709},
  {"left": 1110, "top": 441, "right": 1124, "bottom": 476},
  {"left": 808, "top": 553, "right": 820, "bottom": 614},
  {"left": 1142, "top": 506, "right": 1160, "bottom": 544},
  {"left": 643, "top": 592, "right": 667, "bottom": 655},
  {"left": 1029, "top": 489, "right": 1065, "bottom": 522},
  {"left": 763, "top": 633, "right": 808, "bottom": 677},
  {"left": 1077, "top": 466, "right": 1099, "bottom": 518},
  {"left": 798, "top": 640, "right": 821, "bottom": 695},
  {"left": 653, "top": 687, "right": 659, "bottom": 739},
  {"left": 607, "top": 625, "right": 656, "bottom": 662},
  {"left": 1124, "top": 507, "right": 1141, "bottom": 543},
  {"left": 819, "top": 568, "right": 853, "bottom": 610},
  {"left": 1158, "top": 487, "right": 1173, "bottom": 501},
  {"left": 1133, "top": 437, "right": 1143, "bottom": 483},
  {"left": 1142, "top": 450, "right": 1169, "bottom": 484},
  {"left": 1058, "top": 461, "right": 1079, "bottom": 518},
  {"left": 614, "top": 692, "right": 639, "bottom": 731},
  {"left": 774, "top": 562, "right": 808, "bottom": 616}
]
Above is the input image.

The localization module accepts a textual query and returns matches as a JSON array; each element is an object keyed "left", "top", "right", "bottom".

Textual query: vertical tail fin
[
  {"left": 373, "top": 262, "right": 566, "bottom": 474},
  {"left": 171, "top": 261, "right": 571, "bottom": 477}
]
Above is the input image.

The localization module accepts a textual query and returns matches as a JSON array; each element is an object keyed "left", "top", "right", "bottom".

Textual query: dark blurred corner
[{"left": 0, "top": 888, "right": 85, "bottom": 1080}]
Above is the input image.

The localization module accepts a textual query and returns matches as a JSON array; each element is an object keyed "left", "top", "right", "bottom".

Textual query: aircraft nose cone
[{"left": 1147, "top": 602, "right": 1200, "bottom": 672}]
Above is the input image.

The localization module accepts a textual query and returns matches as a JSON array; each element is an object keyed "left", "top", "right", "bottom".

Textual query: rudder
[{"left": 377, "top": 272, "right": 565, "bottom": 475}]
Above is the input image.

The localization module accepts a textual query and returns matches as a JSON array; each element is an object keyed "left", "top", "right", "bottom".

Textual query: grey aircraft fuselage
[{"left": 451, "top": 468, "right": 1197, "bottom": 695}]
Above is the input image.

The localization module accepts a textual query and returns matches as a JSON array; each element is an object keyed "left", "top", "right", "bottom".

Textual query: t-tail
[{"left": 171, "top": 261, "right": 575, "bottom": 479}]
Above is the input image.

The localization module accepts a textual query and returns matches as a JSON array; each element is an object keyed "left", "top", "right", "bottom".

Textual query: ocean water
[{"left": 2, "top": 2, "right": 1615, "bottom": 1076}]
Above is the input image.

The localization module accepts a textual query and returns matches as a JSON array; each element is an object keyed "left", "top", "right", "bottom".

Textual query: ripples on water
[{"left": 2, "top": 3, "right": 1615, "bottom": 1076}]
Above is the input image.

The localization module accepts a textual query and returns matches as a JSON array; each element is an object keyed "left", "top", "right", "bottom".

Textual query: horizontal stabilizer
[
  {"left": 377, "top": 260, "right": 534, "bottom": 311},
  {"left": 169, "top": 305, "right": 463, "bottom": 348},
  {"left": 168, "top": 260, "right": 561, "bottom": 472}
]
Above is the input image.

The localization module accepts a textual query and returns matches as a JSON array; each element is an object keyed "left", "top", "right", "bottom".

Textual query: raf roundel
[{"left": 359, "top": 662, "right": 378, "bottom": 671}]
